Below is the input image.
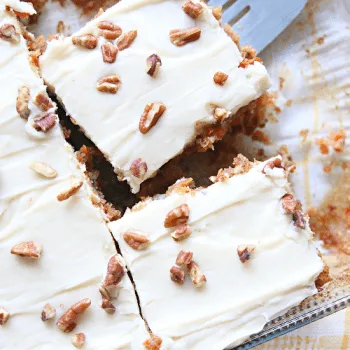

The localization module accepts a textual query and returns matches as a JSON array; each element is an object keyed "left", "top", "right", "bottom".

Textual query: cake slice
[
  {"left": 0, "top": 3, "right": 148, "bottom": 348},
  {"left": 109, "top": 155, "right": 324, "bottom": 349},
  {"left": 40, "top": 0, "right": 270, "bottom": 193}
]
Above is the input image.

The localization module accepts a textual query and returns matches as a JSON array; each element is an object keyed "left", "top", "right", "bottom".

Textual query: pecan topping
[
  {"left": 166, "top": 178, "right": 195, "bottom": 196},
  {"left": 72, "top": 333, "right": 86, "bottom": 348},
  {"left": 57, "top": 299, "right": 91, "bottom": 333},
  {"left": 214, "top": 107, "right": 228, "bottom": 121},
  {"left": 123, "top": 230, "right": 150, "bottom": 250},
  {"left": 293, "top": 210, "right": 306, "bottom": 229},
  {"left": 213, "top": 72, "right": 228, "bottom": 86},
  {"left": 0, "top": 24, "right": 20, "bottom": 43},
  {"left": 176, "top": 250, "right": 193, "bottom": 266},
  {"left": 143, "top": 334, "right": 162, "bottom": 350},
  {"left": 212, "top": 6, "right": 222, "bottom": 21},
  {"left": 130, "top": 158, "right": 148, "bottom": 179},
  {"left": 262, "top": 157, "right": 283, "bottom": 174},
  {"left": 29, "top": 161, "right": 57, "bottom": 179},
  {"left": 41, "top": 304, "right": 56, "bottom": 321},
  {"left": 117, "top": 30, "right": 137, "bottom": 51},
  {"left": 16, "top": 86, "right": 30, "bottom": 119},
  {"left": 171, "top": 224, "right": 192, "bottom": 242},
  {"left": 98, "top": 21, "right": 122, "bottom": 40},
  {"left": 57, "top": 180, "right": 83, "bottom": 201},
  {"left": 11, "top": 241, "right": 42, "bottom": 259},
  {"left": 182, "top": 0, "right": 203, "bottom": 19},
  {"left": 34, "top": 92, "right": 54, "bottom": 112},
  {"left": 99, "top": 285, "right": 111, "bottom": 301},
  {"left": 237, "top": 244, "right": 255, "bottom": 263},
  {"left": 239, "top": 57, "right": 262, "bottom": 68},
  {"left": 102, "top": 254, "right": 126, "bottom": 288},
  {"left": 146, "top": 54, "right": 162, "bottom": 77},
  {"left": 0, "top": 308, "right": 10, "bottom": 325},
  {"left": 139, "top": 102, "right": 166, "bottom": 134},
  {"left": 170, "top": 266, "right": 185, "bottom": 285},
  {"left": 99, "top": 299, "right": 116, "bottom": 314},
  {"left": 33, "top": 112, "right": 57, "bottom": 132},
  {"left": 170, "top": 27, "right": 201, "bottom": 46},
  {"left": 281, "top": 194, "right": 297, "bottom": 214},
  {"left": 164, "top": 204, "right": 190, "bottom": 228},
  {"left": 72, "top": 34, "right": 98, "bottom": 49},
  {"left": 187, "top": 261, "right": 206, "bottom": 288},
  {"left": 97, "top": 75, "right": 121, "bottom": 94},
  {"left": 101, "top": 42, "right": 118, "bottom": 63}
]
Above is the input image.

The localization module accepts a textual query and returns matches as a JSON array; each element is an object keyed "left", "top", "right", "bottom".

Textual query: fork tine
[
  {"left": 221, "top": 0, "right": 251, "bottom": 25},
  {"left": 207, "top": 0, "right": 231, "bottom": 9}
]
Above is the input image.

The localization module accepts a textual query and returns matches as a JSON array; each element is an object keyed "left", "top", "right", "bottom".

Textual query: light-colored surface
[
  {"left": 40, "top": 0, "right": 270, "bottom": 193},
  {"left": 109, "top": 158, "right": 323, "bottom": 350},
  {"left": 0, "top": 4, "right": 148, "bottom": 349}
]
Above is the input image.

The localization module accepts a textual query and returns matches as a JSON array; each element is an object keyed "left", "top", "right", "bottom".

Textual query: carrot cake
[{"left": 39, "top": 0, "right": 270, "bottom": 193}]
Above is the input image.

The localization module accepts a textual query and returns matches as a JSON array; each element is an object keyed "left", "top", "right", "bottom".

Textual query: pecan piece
[
  {"left": 101, "top": 42, "right": 118, "bottom": 63},
  {"left": 72, "top": 333, "right": 86, "bottom": 348},
  {"left": 281, "top": 194, "right": 297, "bottom": 214},
  {"left": 170, "top": 266, "right": 185, "bottom": 285},
  {"left": 57, "top": 180, "right": 83, "bottom": 201},
  {"left": 182, "top": 0, "right": 203, "bottom": 19},
  {"left": 99, "top": 285, "right": 111, "bottom": 301},
  {"left": 213, "top": 72, "right": 228, "bottom": 86},
  {"left": 123, "top": 230, "right": 150, "bottom": 250},
  {"left": 117, "top": 30, "right": 137, "bottom": 51},
  {"left": 170, "top": 27, "right": 201, "bottom": 46},
  {"left": 139, "top": 102, "right": 166, "bottom": 134},
  {"left": 11, "top": 241, "right": 42, "bottom": 259},
  {"left": 171, "top": 224, "right": 192, "bottom": 242},
  {"left": 212, "top": 6, "right": 222, "bottom": 21},
  {"left": 164, "top": 204, "right": 190, "bottom": 228},
  {"left": 72, "top": 34, "right": 98, "bottom": 49},
  {"left": 34, "top": 92, "right": 54, "bottom": 112},
  {"left": 187, "top": 261, "right": 206, "bottom": 288},
  {"left": 98, "top": 21, "right": 122, "bottom": 40},
  {"left": 262, "top": 157, "right": 283, "bottom": 174},
  {"left": 237, "top": 244, "right": 256, "bottom": 263},
  {"left": 96, "top": 75, "right": 121, "bottom": 94},
  {"left": 146, "top": 54, "right": 162, "bottom": 77},
  {"left": 0, "top": 24, "right": 20, "bottom": 43},
  {"left": 99, "top": 299, "right": 116, "bottom": 314},
  {"left": 293, "top": 210, "right": 306, "bottom": 229},
  {"left": 176, "top": 250, "right": 193, "bottom": 266},
  {"left": 16, "top": 86, "right": 30, "bottom": 119},
  {"left": 130, "top": 158, "right": 148, "bottom": 179},
  {"left": 0, "top": 308, "right": 10, "bottom": 325},
  {"left": 41, "top": 304, "right": 56, "bottom": 321},
  {"left": 143, "top": 334, "right": 162, "bottom": 350},
  {"left": 33, "top": 111, "right": 57, "bottom": 133},
  {"left": 102, "top": 254, "right": 126, "bottom": 288},
  {"left": 214, "top": 107, "right": 228, "bottom": 121},
  {"left": 57, "top": 299, "right": 91, "bottom": 333},
  {"left": 29, "top": 161, "right": 57, "bottom": 179}
]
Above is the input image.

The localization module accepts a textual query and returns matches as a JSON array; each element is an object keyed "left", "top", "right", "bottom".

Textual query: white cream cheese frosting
[
  {"left": 0, "top": 4, "right": 148, "bottom": 349},
  {"left": 109, "top": 157, "right": 324, "bottom": 349},
  {"left": 40, "top": 0, "right": 270, "bottom": 193}
]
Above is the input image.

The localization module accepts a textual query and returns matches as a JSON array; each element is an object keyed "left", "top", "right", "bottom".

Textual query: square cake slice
[
  {"left": 0, "top": 3, "right": 149, "bottom": 348},
  {"left": 109, "top": 156, "right": 324, "bottom": 349},
  {"left": 40, "top": 0, "right": 270, "bottom": 193}
]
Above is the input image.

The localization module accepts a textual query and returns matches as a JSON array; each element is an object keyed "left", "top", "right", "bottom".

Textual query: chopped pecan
[
  {"left": 57, "top": 180, "right": 83, "bottom": 201},
  {"left": 34, "top": 92, "right": 54, "bottom": 112},
  {"left": 98, "top": 21, "right": 122, "bottom": 40},
  {"left": 29, "top": 161, "right": 57, "bottom": 179},
  {"left": 293, "top": 210, "right": 306, "bottom": 229},
  {"left": 0, "top": 24, "right": 20, "bottom": 43},
  {"left": 237, "top": 244, "right": 255, "bottom": 263},
  {"left": 11, "top": 241, "right": 42, "bottom": 259},
  {"left": 33, "top": 111, "right": 57, "bottom": 132},
  {"left": 214, "top": 107, "right": 228, "bottom": 121},
  {"left": 99, "top": 299, "right": 116, "bottom": 314},
  {"left": 102, "top": 254, "right": 126, "bottom": 288},
  {"left": 223, "top": 23, "right": 240, "bottom": 48},
  {"left": 143, "top": 334, "right": 162, "bottom": 350},
  {"left": 72, "top": 333, "right": 86, "bottom": 348},
  {"left": 72, "top": 34, "right": 98, "bottom": 49},
  {"left": 171, "top": 224, "right": 192, "bottom": 242},
  {"left": 57, "top": 299, "right": 91, "bottom": 333},
  {"left": 41, "top": 304, "right": 56, "bottom": 321},
  {"left": 96, "top": 75, "right": 121, "bottom": 94},
  {"left": 117, "top": 30, "right": 137, "bottom": 51},
  {"left": 241, "top": 45, "right": 257, "bottom": 59},
  {"left": 281, "top": 194, "right": 297, "bottom": 214},
  {"left": 239, "top": 57, "right": 262, "bottom": 68},
  {"left": 176, "top": 250, "right": 193, "bottom": 266},
  {"left": 166, "top": 178, "right": 195, "bottom": 196},
  {"left": 0, "top": 308, "right": 10, "bottom": 325},
  {"left": 146, "top": 54, "right": 162, "bottom": 77},
  {"left": 187, "top": 261, "right": 206, "bottom": 288},
  {"left": 213, "top": 72, "right": 228, "bottom": 86},
  {"left": 27, "top": 35, "right": 47, "bottom": 55},
  {"left": 16, "top": 86, "right": 31, "bottom": 119},
  {"left": 139, "top": 102, "right": 166, "bottom": 134},
  {"left": 262, "top": 157, "right": 283, "bottom": 174},
  {"left": 101, "top": 42, "right": 118, "bottom": 63},
  {"left": 130, "top": 158, "right": 148, "bottom": 179},
  {"left": 123, "top": 230, "right": 150, "bottom": 250},
  {"left": 169, "top": 27, "right": 201, "bottom": 46},
  {"left": 212, "top": 6, "right": 222, "bottom": 21},
  {"left": 182, "top": 0, "right": 203, "bottom": 19},
  {"left": 103, "top": 203, "right": 121, "bottom": 222},
  {"left": 164, "top": 204, "right": 190, "bottom": 228},
  {"left": 170, "top": 266, "right": 185, "bottom": 285}
]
